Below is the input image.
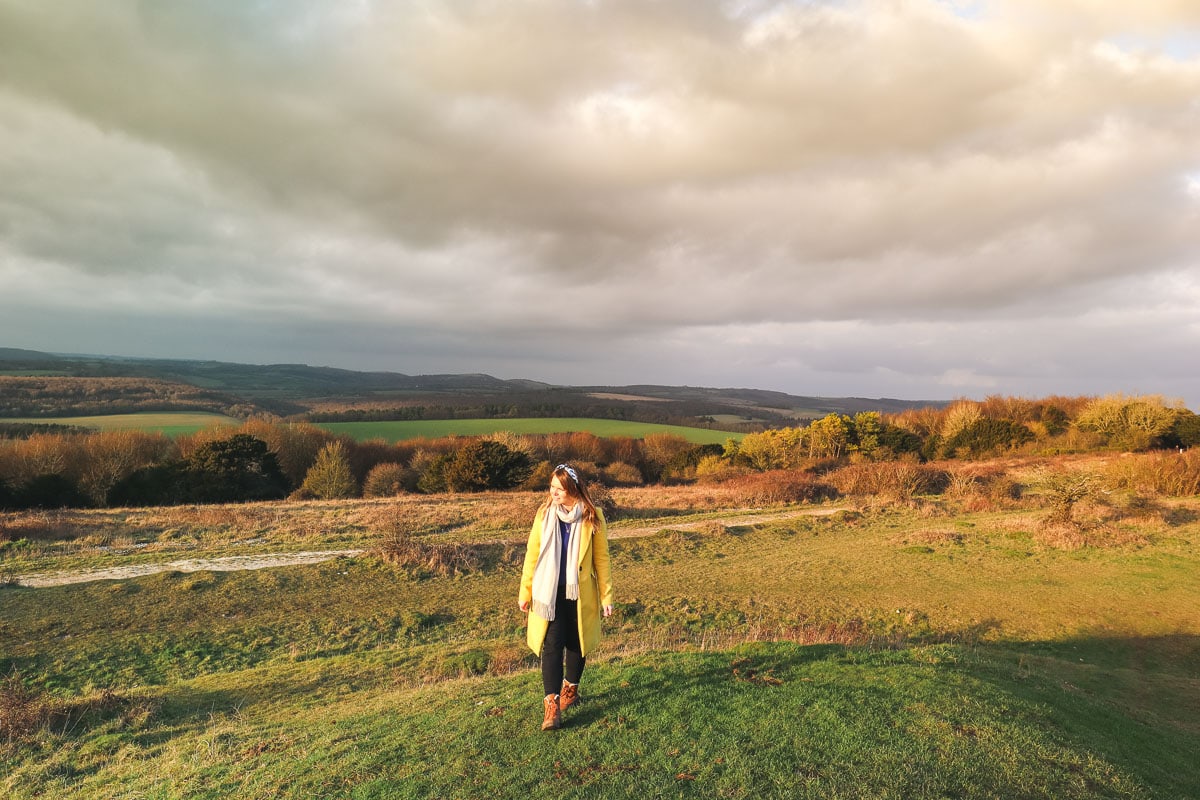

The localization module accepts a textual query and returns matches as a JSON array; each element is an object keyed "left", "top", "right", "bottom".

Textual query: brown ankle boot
[
  {"left": 541, "top": 694, "right": 560, "bottom": 731},
  {"left": 560, "top": 680, "right": 580, "bottom": 711}
]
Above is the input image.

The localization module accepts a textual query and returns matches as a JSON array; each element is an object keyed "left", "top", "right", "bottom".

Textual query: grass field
[
  {"left": 0, "top": 412, "right": 239, "bottom": 437},
  {"left": 316, "top": 417, "right": 741, "bottom": 444},
  {"left": 2, "top": 466, "right": 1199, "bottom": 798},
  {"left": 0, "top": 414, "right": 739, "bottom": 444}
]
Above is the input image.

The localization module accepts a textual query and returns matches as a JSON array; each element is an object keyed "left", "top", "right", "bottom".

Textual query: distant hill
[
  {"left": 0, "top": 347, "right": 63, "bottom": 362},
  {"left": 0, "top": 349, "right": 946, "bottom": 428}
]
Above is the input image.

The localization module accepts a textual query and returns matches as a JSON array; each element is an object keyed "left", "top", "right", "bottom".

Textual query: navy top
[{"left": 558, "top": 517, "right": 573, "bottom": 588}]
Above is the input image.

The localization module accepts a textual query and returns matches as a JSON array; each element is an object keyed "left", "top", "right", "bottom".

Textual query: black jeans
[{"left": 541, "top": 585, "right": 585, "bottom": 696}]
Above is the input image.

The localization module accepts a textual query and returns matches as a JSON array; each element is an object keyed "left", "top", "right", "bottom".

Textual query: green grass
[
  {"left": 3, "top": 640, "right": 1196, "bottom": 798},
  {"left": 0, "top": 412, "right": 239, "bottom": 437},
  {"left": 2, "top": 496, "right": 1199, "bottom": 798},
  {"left": 316, "top": 417, "right": 741, "bottom": 444},
  {"left": 0, "top": 412, "right": 739, "bottom": 443}
]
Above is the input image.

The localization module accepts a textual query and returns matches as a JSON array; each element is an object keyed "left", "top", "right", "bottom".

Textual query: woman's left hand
[{"left": 602, "top": 604, "right": 614, "bottom": 618}]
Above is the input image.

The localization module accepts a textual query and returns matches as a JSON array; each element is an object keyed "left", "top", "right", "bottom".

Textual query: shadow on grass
[{"left": 552, "top": 632, "right": 1200, "bottom": 799}]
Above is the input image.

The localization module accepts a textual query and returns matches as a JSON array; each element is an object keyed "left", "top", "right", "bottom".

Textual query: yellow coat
[{"left": 519, "top": 505, "right": 614, "bottom": 657}]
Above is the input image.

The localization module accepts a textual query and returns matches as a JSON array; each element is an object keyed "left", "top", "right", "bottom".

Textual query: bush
[
  {"left": 519, "top": 460, "right": 555, "bottom": 491},
  {"left": 943, "top": 465, "right": 1023, "bottom": 511},
  {"left": 415, "top": 452, "right": 452, "bottom": 494},
  {"left": 721, "top": 470, "right": 839, "bottom": 506},
  {"left": 827, "top": 462, "right": 950, "bottom": 499},
  {"left": 442, "top": 440, "right": 531, "bottom": 492},
  {"left": 301, "top": 441, "right": 359, "bottom": 499},
  {"left": 663, "top": 444, "right": 725, "bottom": 480},
  {"left": 1036, "top": 468, "right": 1099, "bottom": 526},
  {"left": 601, "top": 461, "right": 644, "bottom": 486},
  {"left": 107, "top": 462, "right": 188, "bottom": 507},
  {"left": 185, "top": 434, "right": 290, "bottom": 503},
  {"left": 15, "top": 473, "right": 91, "bottom": 509},
  {"left": 1170, "top": 411, "right": 1200, "bottom": 448},
  {"left": 942, "top": 418, "right": 1034, "bottom": 459},
  {"left": 1105, "top": 450, "right": 1200, "bottom": 497},
  {"left": 363, "top": 462, "right": 412, "bottom": 497},
  {"left": 877, "top": 424, "right": 926, "bottom": 459}
]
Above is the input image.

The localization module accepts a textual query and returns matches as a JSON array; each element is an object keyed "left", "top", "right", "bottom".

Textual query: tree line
[{"left": 0, "top": 394, "right": 1196, "bottom": 510}]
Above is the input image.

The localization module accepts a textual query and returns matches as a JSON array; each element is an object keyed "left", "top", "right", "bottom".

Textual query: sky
[{"left": 2, "top": 0, "right": 1199, "bottom": 408}]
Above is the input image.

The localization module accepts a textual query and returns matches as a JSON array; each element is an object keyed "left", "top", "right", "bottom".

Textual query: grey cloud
[{"left": 1, "top": 0, "right": 1199, "bottom": 405}]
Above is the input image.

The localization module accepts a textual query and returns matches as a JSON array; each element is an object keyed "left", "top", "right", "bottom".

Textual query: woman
[{"left": 518, "top": 463, "right": 614, "bottom": 731}]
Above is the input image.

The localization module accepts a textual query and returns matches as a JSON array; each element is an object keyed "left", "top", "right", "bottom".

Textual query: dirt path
[
  {"left": 12, "top": 550, "right": 366, "bottom": 589},
  {"left": 12, "top": 507, "right": 847, "bottom": 588}
]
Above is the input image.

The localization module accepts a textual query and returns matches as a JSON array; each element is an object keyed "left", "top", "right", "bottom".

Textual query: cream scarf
[{"left": 530, "top": 502, "right": 583, "bottom": 621}]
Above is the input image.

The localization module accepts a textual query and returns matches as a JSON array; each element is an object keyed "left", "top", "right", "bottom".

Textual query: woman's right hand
[{"left": 519, "top": 600, "right": 530, "bottom": 612}]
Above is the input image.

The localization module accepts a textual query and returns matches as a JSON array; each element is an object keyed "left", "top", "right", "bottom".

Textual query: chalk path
[{"left": 11, "top": 507, "right": 847, "bottom": 588}]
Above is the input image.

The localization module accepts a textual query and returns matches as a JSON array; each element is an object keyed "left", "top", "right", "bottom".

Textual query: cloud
[{"left": 1, "top": 0, "right": 1199, "bottom": 405}]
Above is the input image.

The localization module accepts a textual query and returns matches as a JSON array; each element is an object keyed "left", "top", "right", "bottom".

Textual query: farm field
[
  {"left": 2, "top": 461, "right": 1199, "bottom": 798},
  {"left": 0, "top": 412, "right": 239, "bottom": 437},
  {"left": 0, "top": 413, "right": 740, "bottom": 444},
  {"left": 315, "top": 417, "right": 741, "bottom": 443}
]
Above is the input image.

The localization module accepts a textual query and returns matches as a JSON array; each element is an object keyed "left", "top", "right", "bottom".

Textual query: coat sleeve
[
  {"left": 592, "top": 508, "right": 614, "bottom": 608},
  {"left": 518, "top": 506, "right": 546, "bottom": 606}
]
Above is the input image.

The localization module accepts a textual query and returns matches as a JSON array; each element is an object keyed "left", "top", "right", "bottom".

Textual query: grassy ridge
[
  {"left": 3, "top": 490, "right": 1199, "bottom": 798},
  {"left": 315, "top": 417, "right": 741, "bottom": 443}
]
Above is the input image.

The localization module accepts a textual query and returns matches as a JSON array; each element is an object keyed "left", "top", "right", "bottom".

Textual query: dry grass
[
  {"left": 0, "top": 672, "right": 155, "bottom": 746},
  {"left": 371, "top": 516, "right": 521, "bottom": 577},
  {"left": 827, "top": 461, "right": 950, "bottom": 500},
  {"left": 692, "top": 470, "right": 839, "bottom": 506},
  {"left": 0, "top": 671, "right": 46, "bottom": 744},
  {"left": 894, "top": 528, "right": 969, "bottom": 547},
  {"left": 1106, "top": 450, "right": 1200, "bottom": 497}
]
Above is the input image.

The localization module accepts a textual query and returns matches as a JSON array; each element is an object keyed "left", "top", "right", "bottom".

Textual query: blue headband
[{"left": 555, "top": 464, "right": 579, "bottom": 483}]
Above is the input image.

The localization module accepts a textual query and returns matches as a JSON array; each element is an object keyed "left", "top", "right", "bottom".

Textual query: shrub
[
  {"left": 520, "top": 460, "right": 555, "bottom": 491},
  {"left": 1105, "top": 450, "right": 1200, "bottom": 497},
  {"left": 721, "top": 470, "right": 839, "bottom": 506},
  {"left": 664, "top": 444, "right": 725, "bottom": 480},
  {"left": 186, "top": 434, "right": 290, "bottom": 503},
  {"left": 942, "top": 418, "right": 1033, "bottom": 459},
  {"left": 589, "top": 482, "right": 619, "bottom": 519},
  {"left": 1036, "top": 468, "right": 1099, "bottom": 526},
  {"left": 602, "top": 461, "right": 645, "bottom": 486},
  {"left": 876, "top": 424, "right": 926, "bottom": 459},
  {"left": 1170, "top": 411, "right": 1200, "bottom": 448},
  {"left": 415, "top": 452, "right": 452, "bottom": 494},
  {"left": 639, "top": 433, "right": 692, "bottom": 480},
  {"left": 362, "top": 462, "right": 412, "bottom": 497},
  {"left": 442, "top": 440, "right": 531, "bottom": 492},
  {"left": 301, "top": 441, "right": 359, "bottom": 499},
  {"left": 107, "top": 462, "right": 188, "bottom": 507},
  {"left": 827, "top": 462, "right": 950, "bottom": 499},
  {"left": 15, "top": 473, "right": 91, "bottom": 509}
]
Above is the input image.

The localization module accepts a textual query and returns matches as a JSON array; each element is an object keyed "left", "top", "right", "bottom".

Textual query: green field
[
  {"left": 316, "top": 417, "right": 742, "bottom": 444},
  {"left": 0, "top": 412, "right": 239, "bottom": 437},
  {"left": 1, "top": 414, "right": 740, "bottom": 444},
  {"left": 2, "top": 481, "right": 1199, "bottom": 798}
]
